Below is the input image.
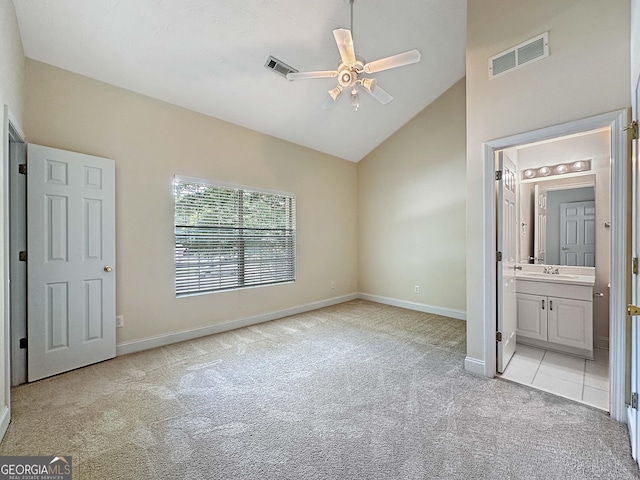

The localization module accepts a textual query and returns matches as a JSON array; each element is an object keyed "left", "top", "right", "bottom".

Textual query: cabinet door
[
  {"left": 516, "top": 293, "right": 547, "bottom": 341},
  {"left": 547, "top": 297, "right": 593, "bottom": 350}
]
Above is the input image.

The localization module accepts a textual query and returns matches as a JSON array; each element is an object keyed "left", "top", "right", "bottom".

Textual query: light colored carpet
[{"left": 1, "top": 299, "right": 638, "bottom": 479}]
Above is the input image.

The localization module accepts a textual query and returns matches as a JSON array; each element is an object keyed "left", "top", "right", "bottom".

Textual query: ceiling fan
[{"left": 286, "top": 0, "right": 421, "bottom": 110}]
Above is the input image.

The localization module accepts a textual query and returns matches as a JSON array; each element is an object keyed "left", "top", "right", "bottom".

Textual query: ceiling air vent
[
  {"left": 265, "top": 56, "right": 298, "bottom": 78},
  {"left": 489, "top": 32, "right": 549, "bottom": 79}
]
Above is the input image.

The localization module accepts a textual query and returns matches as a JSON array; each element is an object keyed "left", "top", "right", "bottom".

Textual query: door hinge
[
  {"left": 18, "top": 164, "right": 26, "bottom": 175},
  {"left": 633, "top": 257, "right": 639, "bottom": 275},
  {"left": 18, "top": 251, "right": 27, "bottom": 262},
  {"left": 632, "top": 392, "right": 638, "bottom": 410},
  {"left": 19, "top": 338, "right": 27, "bottom": 349},
  {"left": 628, "top": 304, "right": 640, "bottom": 316},
  {"left": 496, "top": 251, "right": 502, "bottom": 262},
  {"left": 495, "top": 170, "right": 503, "bottom": 181},
  {"left": 496, "top": 331, "right": 502, "bottom": 342},
  {"left": 624, "top": 120, "right": 638, "bottom": 140}
]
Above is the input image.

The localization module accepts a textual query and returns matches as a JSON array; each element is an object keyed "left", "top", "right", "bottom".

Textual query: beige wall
[
  {"left": 0, "top": 0, "right": 25, "bottom": 123},
  {"left": 25, "top": 60, "right": 358, "bottom": 346},
  {"left": 466, "top": 0, "right": 631, "bottom": 367},
  {"left": 0, "top": 0, "right": 24, "bottom": 421},
  {"left": 358, "top": 78, "right": 466, "bottom": 316},
  {"left": 515, "top": 129, "right": 611, "bottom": 347}
]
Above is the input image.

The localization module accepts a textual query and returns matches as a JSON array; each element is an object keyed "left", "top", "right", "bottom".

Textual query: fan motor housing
[
  {"left": 338, "top": 70, "right": 354, "bottom": 87},
  {"left": 337, "top": 61, "right": 364, "bottom": 87}
]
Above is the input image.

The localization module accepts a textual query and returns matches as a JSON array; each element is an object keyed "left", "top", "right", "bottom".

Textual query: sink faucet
[{"left": 543, "top": 266, "right": 560, "bottom": 275}]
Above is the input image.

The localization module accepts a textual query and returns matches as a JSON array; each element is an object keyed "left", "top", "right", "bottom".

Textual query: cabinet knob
[{"left": 104, "top": 265, "right": 113, "bottom": 272}]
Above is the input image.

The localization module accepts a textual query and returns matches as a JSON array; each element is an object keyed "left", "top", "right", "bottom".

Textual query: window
[{"left": 174, "top": 177, "right": 296, "bottom": 295}]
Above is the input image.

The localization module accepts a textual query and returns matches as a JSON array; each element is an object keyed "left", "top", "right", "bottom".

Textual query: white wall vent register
[{"left": 489, "top": 32, "right": 549, "bottom": 78}]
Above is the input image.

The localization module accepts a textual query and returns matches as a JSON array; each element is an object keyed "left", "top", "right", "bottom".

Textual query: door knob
[
  {"left": 628, "top": 304, "right": 640, "bottom": 316},
  {"left": 104, "top": 265, "right": 113, "bottom": 272},
  {"left": 561, "top": 247, "right": 569, "bottom": 250}
]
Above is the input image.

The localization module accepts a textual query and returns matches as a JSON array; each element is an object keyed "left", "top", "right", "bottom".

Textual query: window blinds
[{"left": 174, "top": 178, "right": 296, "bottom": 295}]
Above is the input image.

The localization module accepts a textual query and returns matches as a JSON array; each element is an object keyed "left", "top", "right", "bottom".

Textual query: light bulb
[
  {"left": 556, "top": 164, "right": 568, "bottom": 174},
  {"left": 350, "top": 88, "right": 359, "bottom": 111},
  {"left": 524, "top": 169, "right": 536, "bottom": 179},
  {"left": 572, "top": 161, "right": 586, "bottom": 171},
  {"left": 538, "top": 166, "right": 551, "bottom": 176}
]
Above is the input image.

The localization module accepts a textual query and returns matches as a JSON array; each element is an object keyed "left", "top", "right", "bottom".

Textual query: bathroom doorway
[
  {"left": 494, "top": 128, "right": 611, "bottom": 409},
  {"left": 481, "top": 110, "right": 629, "bottom": 422}
]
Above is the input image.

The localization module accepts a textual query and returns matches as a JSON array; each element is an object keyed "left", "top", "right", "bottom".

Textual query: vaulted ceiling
[{"left": 13, "top": 0, "right": 467, "bottom": 162}]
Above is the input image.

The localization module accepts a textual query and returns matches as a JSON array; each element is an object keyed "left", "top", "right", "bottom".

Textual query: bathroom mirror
[{"left": 519, "top": 175, "right": 596, "bottom": 266}]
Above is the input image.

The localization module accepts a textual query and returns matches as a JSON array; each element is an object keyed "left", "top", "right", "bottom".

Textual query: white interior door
[
  {"left": 560, "top": 200, "right": 596, "bottom": 266},
  {"left": 27, "top": 144, "right": 115, "bottom": 381},
  {"left": 534, "top": 184, "right": 547, "bottom": 264},
  {"left": 629, "top": 73, "right": 640, "bottom": 463},
  {"left": 497, "top": 152, "right": 518, "bottom": 373}
]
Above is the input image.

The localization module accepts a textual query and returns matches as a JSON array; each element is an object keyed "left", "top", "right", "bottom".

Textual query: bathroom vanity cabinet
[{"left": 516, "top": 278, "right": 593, "bottom": 359}]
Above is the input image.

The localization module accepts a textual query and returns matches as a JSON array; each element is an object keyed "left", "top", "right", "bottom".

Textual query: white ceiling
[{"left": 13, "top": 0, "right": 467, "bottom": 162}]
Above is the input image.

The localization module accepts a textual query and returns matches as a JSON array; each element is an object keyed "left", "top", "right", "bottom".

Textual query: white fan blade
[
  {"left": 287, "top": 70, "right": 338, "bottom": 81},
  {"left": 333, "top": 28, "right": 357, "bottom": 66},
  {"left": 363, "top": 49, "right": 421, "bottom": 74},
  {"left": 363, "top": 83, "right": 393, "bottom": 105}
]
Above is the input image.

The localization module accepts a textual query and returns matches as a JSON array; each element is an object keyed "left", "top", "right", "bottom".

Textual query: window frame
[{"left": 174, "top": 175, "right": 297, "bottom": 296}]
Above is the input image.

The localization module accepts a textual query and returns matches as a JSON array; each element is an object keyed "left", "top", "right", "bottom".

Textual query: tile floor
[{"left": 499, "top": 344, "right": 610, "bottom": 410}]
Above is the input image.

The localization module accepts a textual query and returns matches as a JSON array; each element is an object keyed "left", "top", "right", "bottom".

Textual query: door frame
[
  {"left": 2, "top": 106, "right": 25, "bottom": 439},
  {"left": 480, "top": 109, "right": 629, "bottom": 422}
]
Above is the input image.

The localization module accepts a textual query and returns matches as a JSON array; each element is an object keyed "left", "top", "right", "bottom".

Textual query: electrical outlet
[
  {"left": 414, "top": 285, "right": 420, "bottom": 294},
  {"left": 115, "top": 315, "right": 124, "bottom": 328},
  {"left": 330, "top": 281, "right": 335, "bottom": 290}
]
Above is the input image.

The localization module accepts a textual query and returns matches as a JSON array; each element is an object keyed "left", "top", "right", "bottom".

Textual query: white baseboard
[
  {"left": 595, "top": 335, "right": 610, "bottom": 350},
  {"left": 116, "top": 293, "right": 358, "bottom": 356},
  {"left": 357, "top": 293, "right": 466, "bottom": 321},
  {"left": 0, "top": 405, "right": 10, "bottom": 443},
  {"left": 464, "top": 356, "right": 486, "bottom": 376}
]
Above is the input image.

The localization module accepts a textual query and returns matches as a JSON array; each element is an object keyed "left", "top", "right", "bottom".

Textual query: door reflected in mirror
[{"left": 520, "top": 175, "right": 596, "bottom": 267}]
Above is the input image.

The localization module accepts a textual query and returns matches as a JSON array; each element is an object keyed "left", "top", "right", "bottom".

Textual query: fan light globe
[
  {"left": 350, "top": 88, "right": 360, "bottom": 110},
  {"left": 361, "top": 77, "right": 377, "bottom": 92},
  {"left": 328, "top": 85, "right": 343, "bottom": 101}
]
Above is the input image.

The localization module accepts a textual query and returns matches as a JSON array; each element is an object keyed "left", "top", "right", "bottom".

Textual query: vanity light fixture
[{"left": 520, "top": 159, "right": 591, "bottom": 180}]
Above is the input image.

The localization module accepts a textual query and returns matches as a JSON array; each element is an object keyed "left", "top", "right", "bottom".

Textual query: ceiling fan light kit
[{"left": 285, "top": 0, "right": 421, "bottom": 110}]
